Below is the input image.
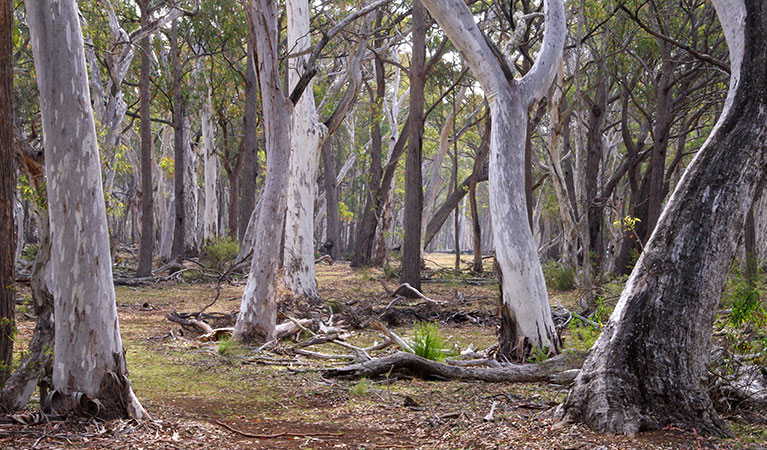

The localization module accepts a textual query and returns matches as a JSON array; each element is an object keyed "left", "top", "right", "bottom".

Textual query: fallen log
[
  {"left": 322, "top": 351, "right": 583, "bottom": 384},
  {"left": 165, "top": 312, "right": 214, "bottom": 334}
]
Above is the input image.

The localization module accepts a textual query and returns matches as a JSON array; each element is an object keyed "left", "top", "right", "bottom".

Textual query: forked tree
[
  {"left": 557, "top": 0, "right": 767, "bottom": 437},
  {"left": 26, "top": 0, "right": 147, "bottom": 419},
  {"left": 419, "top": 0, "right": 566, "bottom": 360}
]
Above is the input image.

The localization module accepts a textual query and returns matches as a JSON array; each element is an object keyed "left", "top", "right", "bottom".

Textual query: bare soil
[{"left": 2, "top": 254, "right": 765, "bottom": 449}]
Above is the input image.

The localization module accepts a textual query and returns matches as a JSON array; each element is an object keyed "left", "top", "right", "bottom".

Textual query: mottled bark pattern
[
  {"left": 26, "top": 0, "right": 146, "bottom": 419},
  {"left": 235, "top": 0, "right": 294, "bottom": 342},
  {"left": 420, "top": 0, "right": 565, "bottom": 359},
  {"left": 559, "top": 0, "right": 766, "bottom": 436}
]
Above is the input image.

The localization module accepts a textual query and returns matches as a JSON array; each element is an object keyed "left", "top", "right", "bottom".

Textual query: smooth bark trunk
[{"left": 26, "top": 0, "right": 147, "bottom": 418}]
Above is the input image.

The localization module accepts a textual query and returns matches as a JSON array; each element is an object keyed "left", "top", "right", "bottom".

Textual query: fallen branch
[
  {"left": 165, "top": 312, "right": 214, "bottom": 334},
  {"left": 392, "top": 283, "right": 448, "bottom": 304},
  {"left": 371, "top": 320, "right": 414, "bottom": 353},
  {"left": 322, "top": 351, "right": 583, "bottom": 384},
  {"left": 214, "top": 420, "right": 343, "bottom": 439}
]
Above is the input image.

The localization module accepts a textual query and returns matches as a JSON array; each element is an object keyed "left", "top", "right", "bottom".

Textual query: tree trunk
[
  {"left": 170, "top": 18, "right": 185, "bottom": 262},
  {"left": 419, "top": 0, "right": 565, "bottom": 359},
  {"left": 136, "top": 1, "right": 154, "bottom": 278},
  {"left": 202, "top": 87, "right": 218, "bottom": 241},
  {"left": 282, "top": 0, "right": 326, "bottom": 301},
  {"left": 321, "top": 140, "right": 341, "bottom": 260},
  {"left": 235, "top": 0, "right": 294, "bottom": 343},
  {"left": 558, "top": 0, "right": 766, "bottom": 436},
  {"left": 239, "top": 35, "right": 259, "bottom": 241},
  {"left": 26, "top": 0, "right": 147, "bottom": 419},
  {"left": 470, "top": 118, "right": 490, "bottom": 274},
  {"left": 401, "top": 0, "right": 426, "bottom": 291},
  {"left": 182, "top": 118, "right": 200, "bottom": 255},
  {"left": 0, "top": 0, "right": 13, "bottom": 385}
]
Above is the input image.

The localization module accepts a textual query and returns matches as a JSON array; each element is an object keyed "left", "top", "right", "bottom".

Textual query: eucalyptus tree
[
  {"left": 558, "top": 0, "right": 767, "bottom": 436},
  {"left": 25, "top": 0, "right": 147, "bottom": 418},
  {"left": 0, "top": 0, "right": 13, "bottom": 385},
  {"left": 419, "top": 0, "right": 566, "bottom": 360}
]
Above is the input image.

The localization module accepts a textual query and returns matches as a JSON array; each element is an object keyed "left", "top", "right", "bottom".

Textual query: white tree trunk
[
  {"left": 26, "top": 0, "right": 146, "bottom": 419},
  {"left": 201, "top": 87, "right": 218, "bottom": 241},
  {"left": 282, "top": 0, "right": 327, "bottom": 300},
  {"left": 419, "top": 0, "right": 565, "bottom": 359},
  {"left": 235, "top": 0, "right": 294, "bottom": 342},
  {"left": 182, "top": 118, "right": 200, "bottom": 253}
]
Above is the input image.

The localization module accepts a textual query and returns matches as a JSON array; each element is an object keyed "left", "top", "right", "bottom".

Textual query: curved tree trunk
[
  {"left": 26, "top": 0, "right": 147, "bottom": 419},
  {"left": 420, "top": 0, "right": 565, "bottom": 359},
  {"left": 558, "top": 0, "right": 766, "bottom": 437}
]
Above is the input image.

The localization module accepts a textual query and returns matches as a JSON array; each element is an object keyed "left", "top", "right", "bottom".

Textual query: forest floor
[{"left": 2, "top": 253, "right": 767, "bottom": 449}]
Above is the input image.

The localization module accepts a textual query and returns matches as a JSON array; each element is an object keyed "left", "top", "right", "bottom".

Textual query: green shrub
[
  {"left": 729, "top": 285, "right": 765, "bottom": 328},
  {"left": 350, "top": 378, "right": 370, "bottom": 396},
  {"left": 410, "top": 322, "right": 450, "bottom": 362},
  {"left": 217, "top": 337, "right": 241, "bottom": 356},
  {"left": 201, "top": 236, "right": 239, "bottom": 271},
  {"left": 542, "top": 261, "right": 576, "bottom": 291}
]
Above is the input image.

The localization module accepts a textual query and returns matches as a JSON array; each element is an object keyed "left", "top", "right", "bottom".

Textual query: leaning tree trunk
[
  {"left": 234, "top": 0, "right": 294, "bottom": 343},
  {"left": 420, "top": 0, "right": 565, "bottom": 359},
  {"left": 0, "top": 0, "right": 14, "bottom": 385},
  {"left": 557, "top": 0, "right": 766, "bottom": 437},
  {"left": 0, "top": 210, "right": 53, "bottom": 412},
  {"left": 26, "top": 0, "right": 147, "bottom": 419}
]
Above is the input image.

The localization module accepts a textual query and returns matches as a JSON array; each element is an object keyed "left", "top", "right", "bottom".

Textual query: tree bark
[
  {"left": 170, "top": 18, "right": 186, "bottom": 261},
  {"left": 321, "top": 140, "right": 341, "bottom": 260},
  {"left": 239, "top": 34, "right": 259, "bottom": 241},
  {"left": 558, "top": 0, "right": 766, "bottom": 437},
  {"left": 400, "top": 0, "right": 426, "bottom": 291},
  {"left": 26, "top": 0, "right": 147, "bottom": 419},
  {"left": 235, "top": 0, "right": 294, "bottom": 343},
  {"left": 419, "top": 0, "right": 565, "bottom": 359},
  {"left": 282, "top": 0, "right": 327, "bottom": 301},
  {"left": 0, "top": 0, "right": 14, "bottom": 385},
  {"left": 136, "top": 0, "right": 154, "bottom": 278}
]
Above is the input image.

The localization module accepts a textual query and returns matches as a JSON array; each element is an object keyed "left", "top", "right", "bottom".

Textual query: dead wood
[
  {"left": 214, "top": 420, "right": 343, "bottom": 439},
  {"left": 315, "top": 255, "right": 334, "bottom": 265},
  {"left": 322, "top": 351, "right": 583, "bottom": 383},
  {"left": 371, "top": 320, "right": 414, "bottom": 353},
  {"left": 165, "top": 312, "right": 214, "bottom": 334},
  {"left": 392, "top": 283, "right": 448, "bottom": 304}
]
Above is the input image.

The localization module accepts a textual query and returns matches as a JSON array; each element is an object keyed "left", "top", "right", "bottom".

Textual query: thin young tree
[
  {"left": 26, "top": 0, "right": 147, "bottom": 418},
  {"left": 418, "top": 0, "right": 566, "bottom": 359},
  {"left": 0, "top": 0, "right": 14, "bottom": 385},
  {"left": 558, "top": 0, "right": 767, "bottom": 437}
]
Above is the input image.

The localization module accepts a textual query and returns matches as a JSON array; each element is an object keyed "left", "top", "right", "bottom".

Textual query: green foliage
[
  {"left": 410, "top": 322, "right": 450, "bottom": 362},
  {"left": 566, "top": 320, "right": 601, "bottom": 353},
  {"left": 217, "top": 337, "right": 241, "bottom": 357},
  {"left": 542, "top": 261, "right": 576, "bottom": 292},
  {"left": 728, "top": 285, "right": 765, "bottom": 329},
  {"left": 21, "top": 244, "right": 38, "bottom": 262},
  {"left": 350, "top": 378, "right": 370, "bottom": 396},
  {"left": 338, "top": 201, "right": 354, "bottom": 223},
  {"left": 201, "top": 236, "right": 240, "bottom": 271},
  {"left": 526, "top": 346, "right": 550, "bottom": 364}
]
